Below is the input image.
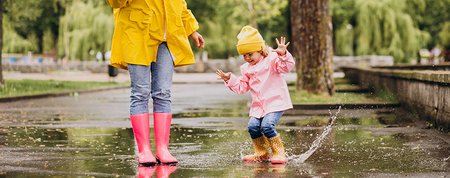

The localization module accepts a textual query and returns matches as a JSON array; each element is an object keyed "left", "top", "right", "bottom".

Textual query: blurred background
[
  {"left": 0, "top": 0, "right": 449, "bottom": 97},
  {"left": 1, "top": 0, "right": 449, "bottom": 64}
]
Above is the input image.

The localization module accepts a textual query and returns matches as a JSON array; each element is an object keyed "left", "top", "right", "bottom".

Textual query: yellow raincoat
[{"left": 107, "top": 0, "right": 199, "bottom": 70}]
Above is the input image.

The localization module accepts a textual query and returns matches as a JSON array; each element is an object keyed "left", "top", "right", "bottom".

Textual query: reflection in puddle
[
  {"left": 138, "top": 165, "right": 177, "bottom": 178},
  {"left": 1, "top": 109, "right": 449, "bottom": 177}
]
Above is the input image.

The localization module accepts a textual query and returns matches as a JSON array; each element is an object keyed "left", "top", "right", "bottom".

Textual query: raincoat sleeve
[
  {"left": 225, "top": 67, "right": 250, "bottom": 94},
  {"left": 107, "top": 0, "right": 132, "bottom": 8},
  {"left": 270, "top": 51, "right": 295, "bottom": 74},
  {"left": 181, "top": 0, "right": 199, "bottom": 36}
]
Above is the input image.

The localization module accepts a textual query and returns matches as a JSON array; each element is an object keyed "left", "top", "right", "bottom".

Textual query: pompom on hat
[{"left": 236, "top": 25, "right": 266, "bottom": 55}]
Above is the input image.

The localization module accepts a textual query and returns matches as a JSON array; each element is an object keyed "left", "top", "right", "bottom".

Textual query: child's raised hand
[
  {"left": 216, "top": 69, "right": 231, "bottom": 82},
  {"left": 273, "top": 37, "right": 290, "bottom": 55}
]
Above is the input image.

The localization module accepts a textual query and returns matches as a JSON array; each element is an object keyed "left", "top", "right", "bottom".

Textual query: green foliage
[
  {"left": 3, "top": 0, "right": 42, "bottom": 37},
  {"left": 332, "top": 0, "right": 356, "bottom": 26},
  {"left": 58, "top": 1, "right": 113, "bottom": 60},
  {"left": 42, "top": 29, "right": 56, "bottom": 54},
  {"left": 354, "top": 0, "right": 423, "bottom": 63},
  {"left": 258, "top": 2, "right": 290, "bottom": 48},
  {"left": 406, "top": 0, "right": 450, "bottom": 49},
  {"left": 2, "top": 0, "right": 111, "bottom": 60},
  {"left": 187, "top": 0, "right": 288, "bottom": 58},
  {"left": 2, "top": 18, "right": 37, "bottom": 53},
  {"left": 2, "top": 0, "right": 448, "bottom": 61},
  {"left": 439, "top": 22, "right": 450, "bottom": 49},
  {"left": 374, "top": 89, "right": 397, "bottom": 102},
  {"left": 189, "top": 0, "right": 242, "bottom": 58},
  {"left": 3, "top": 0, "right": 62, "bottom": 53},
  {"left": 335, "top": 22, "right": 354, "bottom": 56},
  {"left": 4, "top": 0, "right": 289, "bottom": 59},
  {"left": 331, "top": 0, "right": 450, "bottom": 63},
  {"left": 332, "top": 0, "right": 449, "bottom": 63}
]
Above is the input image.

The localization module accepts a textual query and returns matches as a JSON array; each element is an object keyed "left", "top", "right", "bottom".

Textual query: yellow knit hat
[{"left": 236, "top": 26, "right": 265, "bottom": 55}]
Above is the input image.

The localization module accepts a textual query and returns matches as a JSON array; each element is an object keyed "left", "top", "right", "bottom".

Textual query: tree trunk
[
  {"left": 291, "top": 0, "right": 334, "bottom": 95},
  {"left": 444, "top": 49, "right": 450, "bottom": 62},
  {"left": 0, "top": 0, "right": 4, "bottom": 86}
]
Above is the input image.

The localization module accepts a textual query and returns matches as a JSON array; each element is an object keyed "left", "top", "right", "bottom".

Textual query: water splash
[
  {"left": 240, "top": 140, "right": 251, "bottom": 160},
  {"left": 289, "top": 106, "right": 341, "bottom": 164}
]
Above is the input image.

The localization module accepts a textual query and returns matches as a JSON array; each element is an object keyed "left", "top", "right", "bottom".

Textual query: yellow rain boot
[
  {"left": 268, "top": 135, "right": 287, "bottom": 164},
  {"left": 243, "top": 136, "right": 270, "bottom": 162}
]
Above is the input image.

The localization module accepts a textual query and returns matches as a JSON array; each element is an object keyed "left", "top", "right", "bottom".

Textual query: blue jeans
[
  {"left": 247, "top": 111, "right": 283, "bottom": 139},
  {"left": 128, "top": 43, "right": 174, "bottom": 115}
]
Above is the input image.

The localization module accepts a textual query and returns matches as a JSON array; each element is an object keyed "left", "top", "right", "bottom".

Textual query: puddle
[{"left": 0, "top": 84, "right": 449, "bottom": 177}]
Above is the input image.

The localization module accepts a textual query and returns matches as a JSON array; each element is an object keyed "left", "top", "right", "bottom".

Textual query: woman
[{"left": 107, "top": 0, "right": 204, "bottom": 166}]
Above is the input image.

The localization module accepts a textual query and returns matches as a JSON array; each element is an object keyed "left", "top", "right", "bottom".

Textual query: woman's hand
[
  {"left": 216, "top": 69, "right": 231, "bottom": 82},
  {"left": 189, "top": 31, "right": 205, "bottom": 48},
  {"left": 273, "top": 36, "right": 290, "bottom": 55}
]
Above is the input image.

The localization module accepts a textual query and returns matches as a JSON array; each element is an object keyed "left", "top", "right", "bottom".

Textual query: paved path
[
  {"left": 4, "top": 71, "right": 345, "bottom": 83},
  {"left": 4, "top": 71, "right": 297, "bottom": 83}
]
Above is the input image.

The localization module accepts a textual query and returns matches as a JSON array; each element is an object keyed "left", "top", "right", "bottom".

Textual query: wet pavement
[{"left": 0, "top": 83, "right": 449, "bottom": 177}]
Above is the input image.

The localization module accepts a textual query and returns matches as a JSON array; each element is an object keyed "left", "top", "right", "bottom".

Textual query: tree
[
  {"left": 2, "top": 0, "right": 63, "bottom": 54},
  {"left": 439, "top": 22, "right": 450, "bottom": 61},
  {"left": 57, "top": 1, "right": 113, "bottom": 60},
  {"left": 0, "top": 0, "right": 4, "bottom": 86},
  {"left": 291, "top": 0, "right": 335, "bottom": 95},
  {"left": 2, "top": 18, "right": 37, "bottom": 53},
  {"left": 354, "top": 0, "right": 426, "bottom": 63},
  {"left": 331, "top": 0, "right": 443, "bottom": 63},
  {"left": 187, "top": 0, "right": 288, "bottom": 58},
  {"left": 3, "top": 0, "right": 42, "bottom": 53},
  {"left": 331, "top": 0, "right": 356, "bottom": 56},
  {"left": 406, "top": 0, "right": 450, "bottom": 49}
]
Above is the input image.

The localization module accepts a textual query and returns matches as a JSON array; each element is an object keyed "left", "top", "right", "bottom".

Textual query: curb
[{"left": 173, "top": 81, "right": 222, "bottom": 84}]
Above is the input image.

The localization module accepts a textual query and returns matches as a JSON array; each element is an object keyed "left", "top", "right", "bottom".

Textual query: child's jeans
[
  {"left": 128, "top": 43, "right": 174, "bottom": 115},
  {"left": 247, "top": 111, "right": 283, "bottom": 139}
]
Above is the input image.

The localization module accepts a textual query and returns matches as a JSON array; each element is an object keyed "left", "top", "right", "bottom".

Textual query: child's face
[{"left": 243, "top": 52, "right": 263, "bottom": 65}]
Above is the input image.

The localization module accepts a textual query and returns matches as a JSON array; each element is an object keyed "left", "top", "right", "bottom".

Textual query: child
[{"left": 216, "top": 26, "right": 295, "bottom": 164}]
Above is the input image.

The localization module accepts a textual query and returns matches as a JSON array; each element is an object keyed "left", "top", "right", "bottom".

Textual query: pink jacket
[{"left": 225, "top": 49, "right": 295, "bottom": 118}]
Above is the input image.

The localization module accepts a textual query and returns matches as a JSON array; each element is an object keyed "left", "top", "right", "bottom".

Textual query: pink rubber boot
[
  {"left": 130, "top": 113, "right": 157, "bottom": 166},
  {"left": 153, "top": 113, "right": 178, "bottom": 164}
]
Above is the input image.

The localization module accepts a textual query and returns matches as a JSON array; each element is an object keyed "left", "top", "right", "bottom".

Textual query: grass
[
  {"left": 334, "top": 77, "right": 353, "bottom": 84},
  {"left": 290, "top": 89, "right": 380, "bottom": 104},
  {"left": 289, "top": 78, "right": 358, "bottom": 90},
  {"left": 335, "top": 83, "right": 362, "bottom": 90},
  {"left": 372, "top": 89, "right": 397, "bottom": 102},
  {"left": 289, "top": 84, "right": 397, "bottom": 104},
  {"left": 0, "top": 79, "right": 128, "bottom": 98}
]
